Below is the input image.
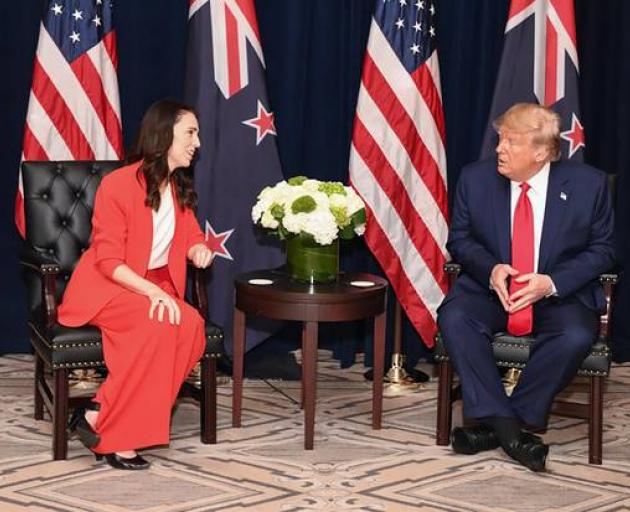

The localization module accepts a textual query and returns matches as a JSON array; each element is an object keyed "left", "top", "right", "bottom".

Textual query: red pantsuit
[
  {"left": 58, "top": 162, "right": 207, "bottom": 453},
  {"left": 91, "top": 267, "right": 205, "bottom": 453}
]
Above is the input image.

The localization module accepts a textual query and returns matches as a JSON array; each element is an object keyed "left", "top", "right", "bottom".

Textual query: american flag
[
  {"left": 481, "top": 0, "right": 584, "bottom": 160},
  {"left": 15, "top": 0, "right": 123, "bottom": 236},
  {"left": 349, "top": 0, "right": 449, "bottom": 347}
]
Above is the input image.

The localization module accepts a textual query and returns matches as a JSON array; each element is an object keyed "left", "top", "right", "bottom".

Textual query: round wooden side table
[{"left": 232, "top": 269, "right": 388, "bottom": 449}]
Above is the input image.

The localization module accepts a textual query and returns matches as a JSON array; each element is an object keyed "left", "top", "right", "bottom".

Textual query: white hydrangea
[
  {"left": 301, "top": 209, "right": 338, "bottom": 245},
  {"left": 328, "top": 193, "right": 348, "bottom": 209},
  {"left": 301, "top": 179, "right": 321, "bottom": 193},
  {"left": 345, "top": 187, "right": 364, "bottom": 216},
  {"left": 260, "top": 210, "right": 279, "bottom": 229},
  {"left": 251, "top": 178, "right": 366, "bottom": 245},
  {"left": 354, "top": 224, "right": 366, "bottom": 236}
]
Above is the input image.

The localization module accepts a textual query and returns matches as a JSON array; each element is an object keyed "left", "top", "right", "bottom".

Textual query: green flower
[
  {"left": 330, "top": 205, "right": 350, "bottom": 228},
  {"left": 288, "top": 175, "right": 308, "bottom": 186},
  {"left": 270, "top": 203, "right": 284, "bottom": 219},
  {"left": 318, "top": 181, "right": 346, "bottom": 196},
  {"left": 291, "top": 195, "right": 317, "bottom": 214}
]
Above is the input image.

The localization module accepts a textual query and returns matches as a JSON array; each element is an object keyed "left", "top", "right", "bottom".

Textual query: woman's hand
[
  {"left": 187, "top": 243, "right": 213, "bottom": 268},
  {"left": 148, "top": 287, "right": 181, "bottom": 325}
]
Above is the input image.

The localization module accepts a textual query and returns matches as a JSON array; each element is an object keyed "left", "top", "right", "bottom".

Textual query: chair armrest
[
  {"left": 19, "top": 247, "right": 61, "bottom": 275},
  {"left": 598, "top": 272, "right": 618, "bottom": 343},
  {"left": 444, "top": 263, "right": 461, "bottom": 288},
  {"left": 444, "top": 263, "right": 462, "bottom": 275},
  {"left": 19, "top": 247, "right": 60, "bottom": 329},
  {"left": 187, "top": 264, "right": 209, "bottom": 321}
]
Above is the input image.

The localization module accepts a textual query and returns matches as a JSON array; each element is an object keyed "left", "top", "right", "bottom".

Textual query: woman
[{"left": 59, "top": 100, "right": 213, "bottom": 470}]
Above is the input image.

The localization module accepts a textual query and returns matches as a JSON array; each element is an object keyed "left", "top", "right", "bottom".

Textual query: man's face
[{"left": 495, "top": 129, "right": 544, "bottom": 182}]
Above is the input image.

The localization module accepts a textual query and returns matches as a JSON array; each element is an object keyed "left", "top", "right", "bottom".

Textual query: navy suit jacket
[{"left": 442, "top": 158, "right": 615, "bottom": 312}]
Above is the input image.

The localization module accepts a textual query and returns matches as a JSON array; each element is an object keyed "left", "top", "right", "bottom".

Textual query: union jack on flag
[
  {"left": 349, "top": 0, "right": 449, "bottom": 347},
  {"left": 189, "top": 0, "right": 265, "bottom": 99},
  {"left": 15, "top": 0, "right": 123, "bottom": 237},
  {"left": 481, "top": 0, "right": 585, "bottom": 160}
]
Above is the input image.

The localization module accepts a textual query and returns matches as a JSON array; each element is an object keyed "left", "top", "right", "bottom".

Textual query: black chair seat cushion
[
  {"left": 434, "top": 332, "right": 610, "bottom": 377},
  {"left": 29, "top": 319, "right": 224, "bottom": 369}
]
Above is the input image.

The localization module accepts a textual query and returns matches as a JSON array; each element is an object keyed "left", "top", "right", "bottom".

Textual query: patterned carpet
[{"left": 1, "top": 352, "right": 630, "bottom": 511}]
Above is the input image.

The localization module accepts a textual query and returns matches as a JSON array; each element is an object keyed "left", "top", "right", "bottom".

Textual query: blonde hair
[{"left": 492, "top": 103, "right": 561, "bottom": 161}]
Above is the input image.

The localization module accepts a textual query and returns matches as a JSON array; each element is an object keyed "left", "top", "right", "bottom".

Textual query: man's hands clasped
[{"left": 490, "top": 263, "right": 554, "bottom": 313}]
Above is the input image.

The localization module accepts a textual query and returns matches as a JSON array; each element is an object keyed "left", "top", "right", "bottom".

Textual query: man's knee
[
  {"left": 559, "top": 323, "right": 595, "bottom": 355},
  {"left": 438, "top": 304, "right": 471, "bottom": 337}
]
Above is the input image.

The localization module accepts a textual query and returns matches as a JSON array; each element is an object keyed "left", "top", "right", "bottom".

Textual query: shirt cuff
[{"left": 546, "top": 278, "right": 558, "bottom": 297}]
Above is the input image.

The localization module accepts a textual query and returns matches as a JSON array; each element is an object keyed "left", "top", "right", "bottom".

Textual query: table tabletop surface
[{"left": 235, "top": 269, "right": 388, "bottom": 303}]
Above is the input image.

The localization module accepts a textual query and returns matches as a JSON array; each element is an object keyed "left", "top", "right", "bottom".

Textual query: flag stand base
[{"left": 386, "top": 353, "right": 408, "bottom": 383}]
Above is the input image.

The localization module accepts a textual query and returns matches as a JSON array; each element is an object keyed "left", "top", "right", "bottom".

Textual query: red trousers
[{"left": 91, "top": 267, "right": 205, "bottom": 453}]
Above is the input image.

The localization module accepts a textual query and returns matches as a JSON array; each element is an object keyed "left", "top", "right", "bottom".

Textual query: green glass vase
[{"left": 286, "top": 236, "right": 339, "bottom": 284}]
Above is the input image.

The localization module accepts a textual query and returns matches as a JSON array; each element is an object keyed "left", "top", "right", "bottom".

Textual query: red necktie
[{"left": 507, "top": 182, "right": 534, "bottom": 336}]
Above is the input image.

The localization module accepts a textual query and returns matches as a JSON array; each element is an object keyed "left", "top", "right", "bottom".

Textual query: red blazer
[{"left": 58, "top": 161, "right": 205, "bottom": 327}]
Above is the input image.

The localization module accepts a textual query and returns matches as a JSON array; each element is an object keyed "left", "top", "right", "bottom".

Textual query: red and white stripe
[
  {"left": 349, "top": 19, "right": 449, "bottom": 347},
  {"left": 16, "top": 22, "right": 123, "bottom": 237},
  {"left": 190, "top": 0, "right": 264, "bottom": 99}
]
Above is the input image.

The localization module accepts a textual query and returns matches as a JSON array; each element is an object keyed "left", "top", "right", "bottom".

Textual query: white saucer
[
  {"left": 248, "top": 278, "right": 274, "bottom": 286},
  {"left": 349, "top": 280, "right": 375, "bottom": 288}
]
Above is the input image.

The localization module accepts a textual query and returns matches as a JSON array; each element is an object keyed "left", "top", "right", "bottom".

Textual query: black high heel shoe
[
  {"left": 67, "top": 406, "right": 100, "bottom": 448},
  {"left": 95, "top": 452, "right": 151, "bottom": 470}
]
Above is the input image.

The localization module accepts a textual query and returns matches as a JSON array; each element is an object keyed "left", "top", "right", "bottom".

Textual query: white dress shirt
[{"left": 148, "top": 182, "right": 175, "bottom": 269}]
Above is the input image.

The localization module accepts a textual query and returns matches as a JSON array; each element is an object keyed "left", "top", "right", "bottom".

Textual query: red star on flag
[
  {"left": 560, "top": 113, "right": 585, "bottom": 158},
  {"left": 204, "top": 220, "right": 234, "bottom": 262},
  {"left": 242, "top": 100, "right": 277, "bottom": 146}
]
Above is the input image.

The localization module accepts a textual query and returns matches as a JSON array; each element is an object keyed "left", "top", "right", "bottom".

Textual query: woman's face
[{"left": 167, "top": 111, "right": 200, "bottom": 171}]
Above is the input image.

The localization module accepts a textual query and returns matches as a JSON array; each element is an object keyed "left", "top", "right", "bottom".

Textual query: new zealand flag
[
  {"left": 480, "top": 0, "right": 585, "bottom": 160},
  {"left": 184, "top": 0, "right": 284, "bottom": 354}
]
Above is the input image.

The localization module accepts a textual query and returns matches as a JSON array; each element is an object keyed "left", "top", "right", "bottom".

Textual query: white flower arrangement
[{"left": 251, "top": 176, "right": 367, "bottom": 246}]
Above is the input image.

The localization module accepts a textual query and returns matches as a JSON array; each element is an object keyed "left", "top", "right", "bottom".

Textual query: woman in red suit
[{"left": 59, "top": 100, "right": 213, "bottom": 470}]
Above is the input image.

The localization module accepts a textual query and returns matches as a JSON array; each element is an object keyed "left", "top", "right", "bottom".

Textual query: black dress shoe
[
  {"left": 451, "top": 424, "right": 500, "bottom": 454},
  {"left": 67, "top": 407, "right": 100, "bottom": 448},
  {"left": 95, "top": 453, "right": 151, "bottom": 470},
  {"left": 503, "top": 432, "right": 549, "bottom": 472}
]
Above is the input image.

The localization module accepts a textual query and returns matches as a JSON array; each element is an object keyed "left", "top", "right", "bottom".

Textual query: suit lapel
[
  {"left": 493, "top": 174, "right": 511, "bottom": 264},
  {"left": 137, "top": 173, "right": 153, "bottom": 276},
  {"left": 538, "top": 163, "right": 570, "bottom": 273}
]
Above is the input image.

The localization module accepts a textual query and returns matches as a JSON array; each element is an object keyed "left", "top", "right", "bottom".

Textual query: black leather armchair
[
  {"left": 20, "top": 160, "right": 224, "bottom": 460},
  {"left": 434, "top": 262, "right": 617, "bottom": 465}
]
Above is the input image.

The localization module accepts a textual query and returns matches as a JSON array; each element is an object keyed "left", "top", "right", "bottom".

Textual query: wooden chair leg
[
  {"left": 436, "top": 360, "right": 453, "bottom": 446},
  {"left": 53, "top": 368, "right": 69, "bottom": 460},
  {"left": 200, "top": 356, "right": 217, "bottom": 444},
  {"left": 34, "top": 352, "right": 44, "bottom": 420},
  {"left": 589, "top": 375, "right": 604, "bottom": 465}
]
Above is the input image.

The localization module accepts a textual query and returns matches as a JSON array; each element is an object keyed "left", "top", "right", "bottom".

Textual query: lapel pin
[{"left": 560, "top": 192, "right": 567, "bottom": 201}]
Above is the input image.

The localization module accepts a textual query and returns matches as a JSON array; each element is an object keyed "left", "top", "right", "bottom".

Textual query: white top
[
  {"left": 510, "top": 162, "right": 550, "bottom": 272},
  {"left": 148, "top": 182, "right": 175, "bottom": 269}
]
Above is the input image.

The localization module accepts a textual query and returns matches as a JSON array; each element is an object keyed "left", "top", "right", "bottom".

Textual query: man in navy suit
[{"left": 438, "top": 103, "right": 615, "bottom": 471}]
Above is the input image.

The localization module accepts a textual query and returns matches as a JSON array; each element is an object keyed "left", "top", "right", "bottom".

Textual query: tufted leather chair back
[{"left": 21, "top": 161, "right": 121, "bottom": 316}]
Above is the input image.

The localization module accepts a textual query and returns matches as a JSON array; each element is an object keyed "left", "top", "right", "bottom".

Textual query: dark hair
[{"left": 127, "top": 99, "right": 198, "bottom": 211}]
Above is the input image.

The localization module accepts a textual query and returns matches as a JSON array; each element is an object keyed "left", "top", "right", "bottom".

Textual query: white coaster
[
  {"left": 248, "top": 278, "right": 274, "bottom": 286},
  {"left": 349, "top": 280, "right": 375, "bottom": 288}
]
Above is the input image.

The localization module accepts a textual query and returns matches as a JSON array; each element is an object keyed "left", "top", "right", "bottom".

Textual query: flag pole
[
  {"left": 385, "top": 299, "right": 431, "bottom": 384},
  {"left": 385, "top": 301, "right": 407, "bottom": 383},
  {"left": 365, "top": 297, "right": 430, "bottom": 384}
]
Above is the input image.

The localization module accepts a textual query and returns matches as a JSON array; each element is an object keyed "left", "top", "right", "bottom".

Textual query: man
[{"left": 437, "top": 103, "right": 615, "bottom": 471}]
